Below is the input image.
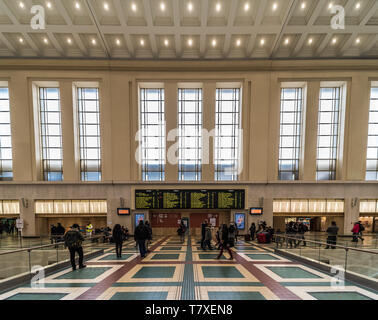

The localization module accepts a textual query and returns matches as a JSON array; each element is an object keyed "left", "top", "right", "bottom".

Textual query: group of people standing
[
  {"left": 133, "top": 220, "right": 153, "bottom": 258},
  {"left": 0, "top": 220, "right": 16, "bottom": 236}
]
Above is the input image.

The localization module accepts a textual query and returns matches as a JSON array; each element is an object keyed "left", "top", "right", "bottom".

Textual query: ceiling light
[
  {"left": 244, "top": 2, "right": 250, "bottom": 11},
  {"left": 308, "top": 37, "right": 313, "bottom": 44},
  {"left": 103, "top": 2, "right": 109, "bottom": 10},
  {"left": 328, "top": 2, "right": 333, "bottom": 9},
  {"left": 67, "top": 38, "right": 72, "bottom": 44},
  {"left": 236, "top": 39, "right": 241, "bottom": 46},
  {"left": 75, "top": 2, "right": 80, "bottom": 10},
  {"left": 43, "top": 38, "right": 48, "bottom": 44},
  {"left": 116, "top": 39, "right": 121, "bottom": 46},
  {"left": 188, "top": 2, "right": 193, "bottom": 12},
  {"left": 212, "top": 39, "right": 217, "bottom": 47},
  {"left": 131, "top": 3, "right": 137, "bottom": 11},
  {"left": 19, "top": 1, "right": 25, "bottom": 9},
  {"left": 332, "top": 37, "right": 337, "bottom": 44},
  {"left": 272, "top": 2, "right": 278, "bottom": 11},
  {"left": 284, "top": 38, "right": 289, "bottom": 45},
  {"left": 188, "top": 38, "right": 193, "bottom": 46},
  {"left": 91, "top": 39, "right": 96, "bottom": 45},
  {"left": 160, "top": 2, "right": 166, "bottom": 11},
  {"left": 355, "top": 2, "right": 361, "bottom": 9},
  {"left": 19, "top": 37, "right": 24, "bottom": 43},
  {"left": 164, "top": 39, "right": 169, "bottom": 46},
  {"left": 301, "top": 2, "right": 306, "bottom": 9},
  {"left": 46, "top": 1, "right": 52, "bottom": 9},
  {"left": 356, "top": 37, "right": 361, "bottom": 44},
  {"left": 140, "top": 39, "right": 145, "bottom": 46},
  {"left": 260, "top": 38, "right": 265, "bottom": 45},
  {"left": 216, "top": 3, "right": 221, "bottom": 12}
]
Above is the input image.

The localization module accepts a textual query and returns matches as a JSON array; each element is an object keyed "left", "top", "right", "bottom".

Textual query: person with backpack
[
  {"left": 216, "top": 224, "right": 233, "bottom": 260},
  {"left": 351, "top": 222, "right": 360, "bottom": 243},
  {"left": 55, "top": 223, "right": 66, "bottom": 243},
  {"left": 249, "top": 223, "right": 256, "bottom": 241},
  {"left": 112, "top": 224, "right": 124, "bottom": 258},
  {"left": 134, "top": 220, "right": 149, "bottom": 258},
  {"left": 64, "top": 224, "right": 86, "bottom": 271}
]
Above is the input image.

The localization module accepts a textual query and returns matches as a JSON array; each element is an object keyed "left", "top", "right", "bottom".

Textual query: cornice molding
[{"left": 1, "top": 58, "right": 378, "bottom": 72}]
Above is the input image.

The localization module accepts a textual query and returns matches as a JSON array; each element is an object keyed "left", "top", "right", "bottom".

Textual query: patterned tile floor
[{"left": 0, "top": 236, "right": 377, "bottom": 301}]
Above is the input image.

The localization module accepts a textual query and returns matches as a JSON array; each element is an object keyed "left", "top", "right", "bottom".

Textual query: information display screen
[{"left": 135, "top": 189, "right": 245, "bottom": 209}]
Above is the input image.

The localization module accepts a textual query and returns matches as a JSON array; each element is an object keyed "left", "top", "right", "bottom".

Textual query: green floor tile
[
  {"left": 110, "top": 292, "right": 168, "bottom": 300},
  {"left": 201, "top": 266, "right": 244, "bottom": 278},
  {"left": 132, "top": 266, "right": 176, "bottom": 278},
  {"left": 309, "top": 292, "right": 373, "bottom": 300},
  {"left": 208, "top": 291, "right": 266, "bottom": 300},
  {"left": 6, "top": 293, "right": 67, "bottom": 300},
  {"left": 234, "top": 246, "right": 257, "bottom": 250},
  {"left": 151, "top": 254, "right": 180, "bottom": 260},
  {"left": 267, "top": 266, "right": 323, "bottom": 279},
  {"left": 198, "top": 253, "right": 227, "bottom": 260},
  {"left": 245, "top": 254, "right": 280, "bottom": 260},
  {"left": 56, "top": 267, "right": 111, "bottom": 280},
  {"left": 99, "top": 254, "right": 133, "bottom": 261},
  {"left": 160, "top": 247, "right": 182, "bottom": 251}
]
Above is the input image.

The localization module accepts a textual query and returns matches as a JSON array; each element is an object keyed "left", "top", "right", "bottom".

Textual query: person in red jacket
[{"left": 351, "top": 222, "right": 360, "bottom": 243}]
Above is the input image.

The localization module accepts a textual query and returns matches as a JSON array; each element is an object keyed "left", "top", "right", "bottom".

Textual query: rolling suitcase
[{"left": 257, "top": 232, "right": 267, "bottom": 244}]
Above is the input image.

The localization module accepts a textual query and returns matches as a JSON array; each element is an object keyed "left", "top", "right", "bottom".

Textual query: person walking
[
  {"left": 357, "top": 221, "right": 365, "bottom": 242},
  {"left": 325, "top": 221, "right": 339, "bottom": 249},
  {"left": 112, "top": 224, "right": 124, "bottom": 258},
  {"left": 249, "top": 223, "right": 256, "bottom": 241},
  {"left": 145, "top": 221, "right": 152, "bottom": 252},
  {"left": 86, "top": 222, "right": 93, "bottom": 237},
  {"left": 50, "top": 224, "right": 57, "bottom": 244},
  {"left": 55, "top": 223, "right": 66, "bottom": 243},
  {"left": 216, "top": 224, "right": 233, "bottom": 260},
  {"left": 285, "top": 222, "right": 296, "bottom": 248},
  {"left": 228, "top": 223, "right": 236, "bottom": 248},
  {"left": 201, "top": 219, "right": 208, "bottom": 250},
  {"left": 178, "top": 220, "right": 187, "bottom": 243},
  {"left": 64, "top": 224, "right": 86, "bottom": 271},
  {"left": 351, "top": 222, "right": 360, "bottom": 243},
  {"left": 296, "top": 222, "right": 308, "bottom": 247},
  {"left": 204, "top": 225, "right": 213, "bottom": 250},
  {"left": 134, "top": 220, "right": 149, "bottom": 258}
]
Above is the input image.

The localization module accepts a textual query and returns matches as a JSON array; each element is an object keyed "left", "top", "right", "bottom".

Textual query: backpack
[
  {"left": 359, "top": 224, "right": 365, "bottom": 232},
  {"left": 64, "top": 231, "right": 80, "bottom": 248}
]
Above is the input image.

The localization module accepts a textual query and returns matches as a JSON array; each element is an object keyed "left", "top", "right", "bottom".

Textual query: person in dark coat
[
  {"left": 134, "top": 220, "right": 149, "bottom": 258},
  {"left": 216, "top": 224, "right": 233, "bottom": 260},
  {"left": 64, "top": 224, "right": 86, "bottom": 271},
  {"left": 249, "top": 223, "right": 256, "bottom": 241},
  {"left": 325, "top": 221, "right": 339, "bottom": 249},
  {"left": 145, "top": 221, "right": 152, "bottom": 252},
  {"left": 112, "top": 224, "right": 124, "bottom": 258},
  {"left": 201, "top": 219, "right": 208, "bottom": 250}
]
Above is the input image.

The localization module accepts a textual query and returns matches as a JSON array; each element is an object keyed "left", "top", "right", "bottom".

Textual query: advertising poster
[
  {"left": 235, "top": 213, "right": 245, "bottom": 230},
  {"left": 135, "top": 213, "right": 145, "bottom": 227}
]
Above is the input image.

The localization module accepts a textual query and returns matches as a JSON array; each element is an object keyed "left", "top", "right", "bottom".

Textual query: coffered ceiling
[{"left": 0, "top": 0, "right": 377, "bottom": 60}]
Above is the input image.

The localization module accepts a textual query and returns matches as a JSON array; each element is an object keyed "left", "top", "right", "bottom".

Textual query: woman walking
[
  {"left": 216, "top": 224, "right": 233, "bottom": 260},
  {"left": 112, "top": 224, "right": 124, "bottom": 258}
]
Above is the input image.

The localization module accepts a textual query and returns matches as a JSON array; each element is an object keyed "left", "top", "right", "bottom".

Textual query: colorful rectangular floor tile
[
  {"left": 0, "top": 287, "right": 90, "bottom": 300},
  {"left": 196, "top": 286, "right": 279, "bottom": 300},
  {"left": 97, "top": 286, "right": 182, "bottom": 300},
  {"left": 286, "top": 286, "right": 378, "bottom": 300},
  {"left": 117, "top": 264, "right": 185, "bottom": 283},
  {"left": 142, "top": 252, "right": 186, "bottom": 262},
  {"left": 238, "top": 252, "right": 290, "bottom": 262},
  {"left": 193, "top": 264, "right": 259, "bottom": 282},
  {"left": 89, "top": 253, "right": 137, "bottom": 262}
]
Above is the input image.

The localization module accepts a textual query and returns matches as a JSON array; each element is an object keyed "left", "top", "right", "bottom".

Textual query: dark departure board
[{"left": 135, "top": 189, "right": 245, "bottom": 209}]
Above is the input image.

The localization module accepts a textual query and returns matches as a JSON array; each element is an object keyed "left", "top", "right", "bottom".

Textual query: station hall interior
[{"left": 0, "top": 0, "right": 377, "bottom": 302}]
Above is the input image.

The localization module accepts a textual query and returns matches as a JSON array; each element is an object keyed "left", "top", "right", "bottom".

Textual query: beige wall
[{"left": 0, "top": 59, "right": 378, "bottom": 237}]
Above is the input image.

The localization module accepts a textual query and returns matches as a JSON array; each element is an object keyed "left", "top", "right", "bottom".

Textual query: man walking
[
  {"left": 325, "top": 221, "right": 339, "bottom": 249},
  {"left": 64, "top": 224, "right": 86, "bottom": 271},
  {"left": 201, "top": 219, "right": 208, "bottom": 250},
  {"left": 134, "top": 220, "right": 149, "bottom": 258}
]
